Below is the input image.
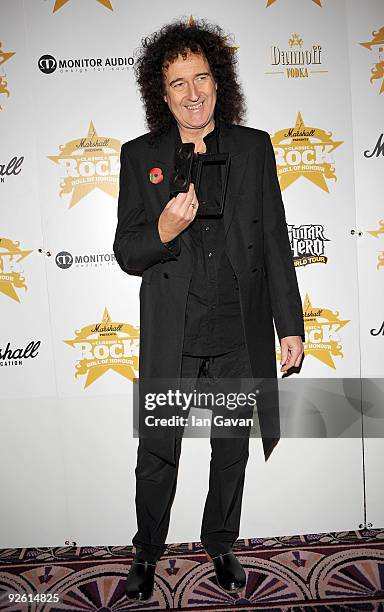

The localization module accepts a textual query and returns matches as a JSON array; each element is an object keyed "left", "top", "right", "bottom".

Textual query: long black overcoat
[{"left": 113, "top": 121, "right": 305, "bottom": 465}]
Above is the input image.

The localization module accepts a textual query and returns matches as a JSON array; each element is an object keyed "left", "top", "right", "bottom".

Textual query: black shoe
[
  {"left": 125, "top": 558, "right": 157, "bottom": 602},
  {"left": 208, "top": 550, "right": 246, "bottom": 593}
]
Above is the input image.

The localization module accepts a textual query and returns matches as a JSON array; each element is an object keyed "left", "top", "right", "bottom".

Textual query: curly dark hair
[{"left": 134, "top": 18, "right": 246, "bottom": 136}]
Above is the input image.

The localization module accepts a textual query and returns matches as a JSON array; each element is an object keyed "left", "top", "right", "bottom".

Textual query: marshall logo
[
  {"left": 64, "top": 308, "right": 139, "bottom": 388},
  {"left": 0, "top": 237, "right": 33, "bottom": 302},
  {"left": 271, "top": 112, "right": 343, "bottom": 192},
  {"left": 360, "top": 26, "right": 384, "bottom": 95},
  {"left": 276, "top": 294, "right": 349, "bottom": 369},
  {"left": 267, "top": 33, "right": 325, "bottom": 79},
  {"left": 288, "top": 224, "right": 329, "bottom": 266},
  {"left": 367, "top": 220, "right": 384, "bottom": 270},
  {"left": 55, "top": 250, "right": 117, "bottom": 269},
  {"left": 0, "top": 40, "right": 16, "bottom": 111},
  {"left": 364, "top": 133, "right": 384, "bottom": 158},
  {"left": 0, "top": 156, "right": 24, "bottom": 183},
  {"left": 267, "top": 0, "right": 321, "bottom": 6},
  {"left": 370, "top": 321, "right": 384, "bottom": 336},
  {"left": 48, "top": 121, "right": 121, "bottom": 208},
  {"left": 52, "top": 0, "right": 113, "bottom": 12},
  {"left": 0, "top": 341, "right": 41, "bottom": 366},
  {"left": 38, "top": 54, "right": 134, "bottom": 74}
]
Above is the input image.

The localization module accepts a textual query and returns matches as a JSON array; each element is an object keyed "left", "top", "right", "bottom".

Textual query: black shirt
[{"left": 171, "top": 123, "right": 245, "bottom": 356}]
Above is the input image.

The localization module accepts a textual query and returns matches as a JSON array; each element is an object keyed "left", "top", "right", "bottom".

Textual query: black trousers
[{"left": 132, "top": 343, "right": 254, "bottom": 562}]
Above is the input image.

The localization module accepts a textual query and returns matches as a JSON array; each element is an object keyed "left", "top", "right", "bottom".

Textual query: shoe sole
[
  {"left": 126, "top": 590, "right": 154, "bottom": 603},
  {"left": 205, "top": 551, "right": 246, "bottom": 593}
]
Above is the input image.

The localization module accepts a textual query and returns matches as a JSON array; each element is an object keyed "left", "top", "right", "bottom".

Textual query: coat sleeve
[
  {"left": 113, "top": 143, "right": 181, "bottom": 275},
  {"left": 262, "top": 133, "right": 305, "bottom": 342}
]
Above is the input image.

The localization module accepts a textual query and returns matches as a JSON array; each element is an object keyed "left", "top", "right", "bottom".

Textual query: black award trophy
[{"left": 170, "top": 142, "right": 230, "bottom": 217}]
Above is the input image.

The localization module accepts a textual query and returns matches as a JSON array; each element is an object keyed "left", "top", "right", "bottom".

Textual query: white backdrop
[{"left": 0, "top": 0, "right": 382, "bottom": 548}]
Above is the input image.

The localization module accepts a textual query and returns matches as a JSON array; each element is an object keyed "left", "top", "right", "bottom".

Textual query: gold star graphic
[
  {"left": 267, "top": 0, "right": 321, "bottom": 6},
  {"left": 0, "top": 237, "right": 32, "bottom": 303},
  {"left": 48, "top": 121, "right": 121, "bottom": 208},
  {"left": 368, "top": 219, "right": 384, "bottom": 238},
  {"left": 0, "top": 42, "right": 15, "bottom": 66},
  {"left": 188, "top": 15, "right": 239, "bottom": 53},
  {"left": 302, "top": 294, "right": 349, "bottom": 369},
  {"left": 65, "top": 308, "right": 140, "bottom": 388},
  {"left": 360, "top": 26, "right": 384, "bottom": 94},
  {"left": 53, "top": 0, "right": 113, "bottom": 12},
  {"left": 271, "top": 112, "right": 343, "bottom": 192}
]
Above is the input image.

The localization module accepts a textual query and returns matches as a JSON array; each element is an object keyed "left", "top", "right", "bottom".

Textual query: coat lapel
[
  {"left": 218, "top": 123, "right": 249, "bottom": 238},
  {"left": 148, "top": 121, "right": 249, "bottom": 250}
]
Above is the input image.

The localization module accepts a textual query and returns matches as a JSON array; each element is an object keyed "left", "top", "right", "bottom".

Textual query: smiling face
[{"left": 162, "top": 50, "right": 217, "bottom": 133}]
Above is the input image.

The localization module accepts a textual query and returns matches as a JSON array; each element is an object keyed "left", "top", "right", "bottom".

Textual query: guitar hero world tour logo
[
  {"left": 288, "top": 224, "right": 330, "bottom": 267},
  {"left": 48, "top": 121, "right": 121, "bottom": 208},
  {"left": 271, "top": 112, "right": 343, "bottom": 192},
  {"left": 65, "top": 308, "right": 139, "bottom": 388},
  {"left": 267, "top": 33, "right": 326, "bottom": 79}
]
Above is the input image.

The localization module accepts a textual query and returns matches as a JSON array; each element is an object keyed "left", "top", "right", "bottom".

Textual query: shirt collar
[{"left": 174, "top": 119, "right": 220, "bottom": 149}]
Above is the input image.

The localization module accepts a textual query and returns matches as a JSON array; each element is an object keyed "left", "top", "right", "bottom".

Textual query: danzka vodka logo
[
  {"left": 48, "top": 121, "right": 121, "bottom": 208},
  {"left": 0, "top": 41, "right": 16, "bottom": 111},
  {"left": 266, "top": 0, "right": 322, "bottom": 7},
  {"left": 367, "top": 220, "right": 384, "bottom": 270},
  {"left": 267, "top": 33, "right": 326, "bottom": 80},
  {"left": 277, "top": 294, "right": 350, "bottom": 369},
  {"left": 0, "top": 237, "right": 32, "bottom": 303},
  {"left": 64, "top": 307, "right": 139, "bottom": 388},
  {"left": 360, "top": 26, "right": 384, "bottom": 95},
  {"left": 271, "top": 112, "right": 343, "bottom": 192},
  {"left": 288, "top": 224, "right": 330, "bottom": 267},
  {"left": 52, "top": 0, "right": 113, "bottom": 12}
]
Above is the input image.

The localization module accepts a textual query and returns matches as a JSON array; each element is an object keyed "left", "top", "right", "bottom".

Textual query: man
[{"left": 113, "top": 19, "right": 304, "bottom": 603}]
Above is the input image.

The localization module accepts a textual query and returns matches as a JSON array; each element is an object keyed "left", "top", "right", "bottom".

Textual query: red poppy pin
[{"left": 149, "top": 167, "right": 164, "bottom": 184}]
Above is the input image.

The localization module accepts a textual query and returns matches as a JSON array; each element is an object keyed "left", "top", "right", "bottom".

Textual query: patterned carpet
[{"left": 1, "top": 529, "right": 384, "bottom": 611}]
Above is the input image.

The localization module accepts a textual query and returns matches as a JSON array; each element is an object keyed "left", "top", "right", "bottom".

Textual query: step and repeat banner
[{"left": 0, "top": 0, "right": 382, "bottom": 547}]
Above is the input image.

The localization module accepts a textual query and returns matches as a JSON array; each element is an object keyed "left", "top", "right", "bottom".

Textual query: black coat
[{"left": 113, "top": 121, "right": 305, "bottom": 464}]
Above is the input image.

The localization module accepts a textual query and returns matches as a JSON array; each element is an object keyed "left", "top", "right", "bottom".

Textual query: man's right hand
[{"left": 158, "top": 183, "right": 199, "bottom": 243}]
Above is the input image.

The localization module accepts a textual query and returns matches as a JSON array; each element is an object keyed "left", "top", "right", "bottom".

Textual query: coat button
[
  {"left": 248, "top": 243, "right": 253, "bottom": 249},
  {"left": 163, "top": 272, "right": 169, "bottom": 279},
  {"left": 252, "top": 217, "right": 260, "bottom": 223}
]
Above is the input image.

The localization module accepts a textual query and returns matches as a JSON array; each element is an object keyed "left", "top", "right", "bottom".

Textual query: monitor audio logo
[
  {"left": 48, "top": 121, "right": 121, "bottom": 208},
  {"left": 52, "top": 0, "right": 113, "bottom": 12},
  {"left": 0, "top": 237, "right": 32, "bottom": 303},
  {"left": 271, "top": 112, "right": 343, "bottom": 192},
  {"left": 64, "top": 308, "right": 139, "bottom": 388},
  {"left": 360, "top": 26, "right": 384, "bottom": 95}
]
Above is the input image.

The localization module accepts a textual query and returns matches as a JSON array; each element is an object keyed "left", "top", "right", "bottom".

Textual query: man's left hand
[{"left": 280, "top": 336, "right": 304, "bottom": 373}]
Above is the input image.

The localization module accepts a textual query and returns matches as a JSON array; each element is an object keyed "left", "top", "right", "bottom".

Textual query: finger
[
  {"left": 280, "top": 344, "right": 288, "bottom": 368},
  {"left": 172, "top": 184, "right": 194, "bottom": 216},
  {"left": 165, "top": 196, "right": 176, "bottom": 209},
  {"left": 294, "top": 352, "right": 303, "bottom": 368}
]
